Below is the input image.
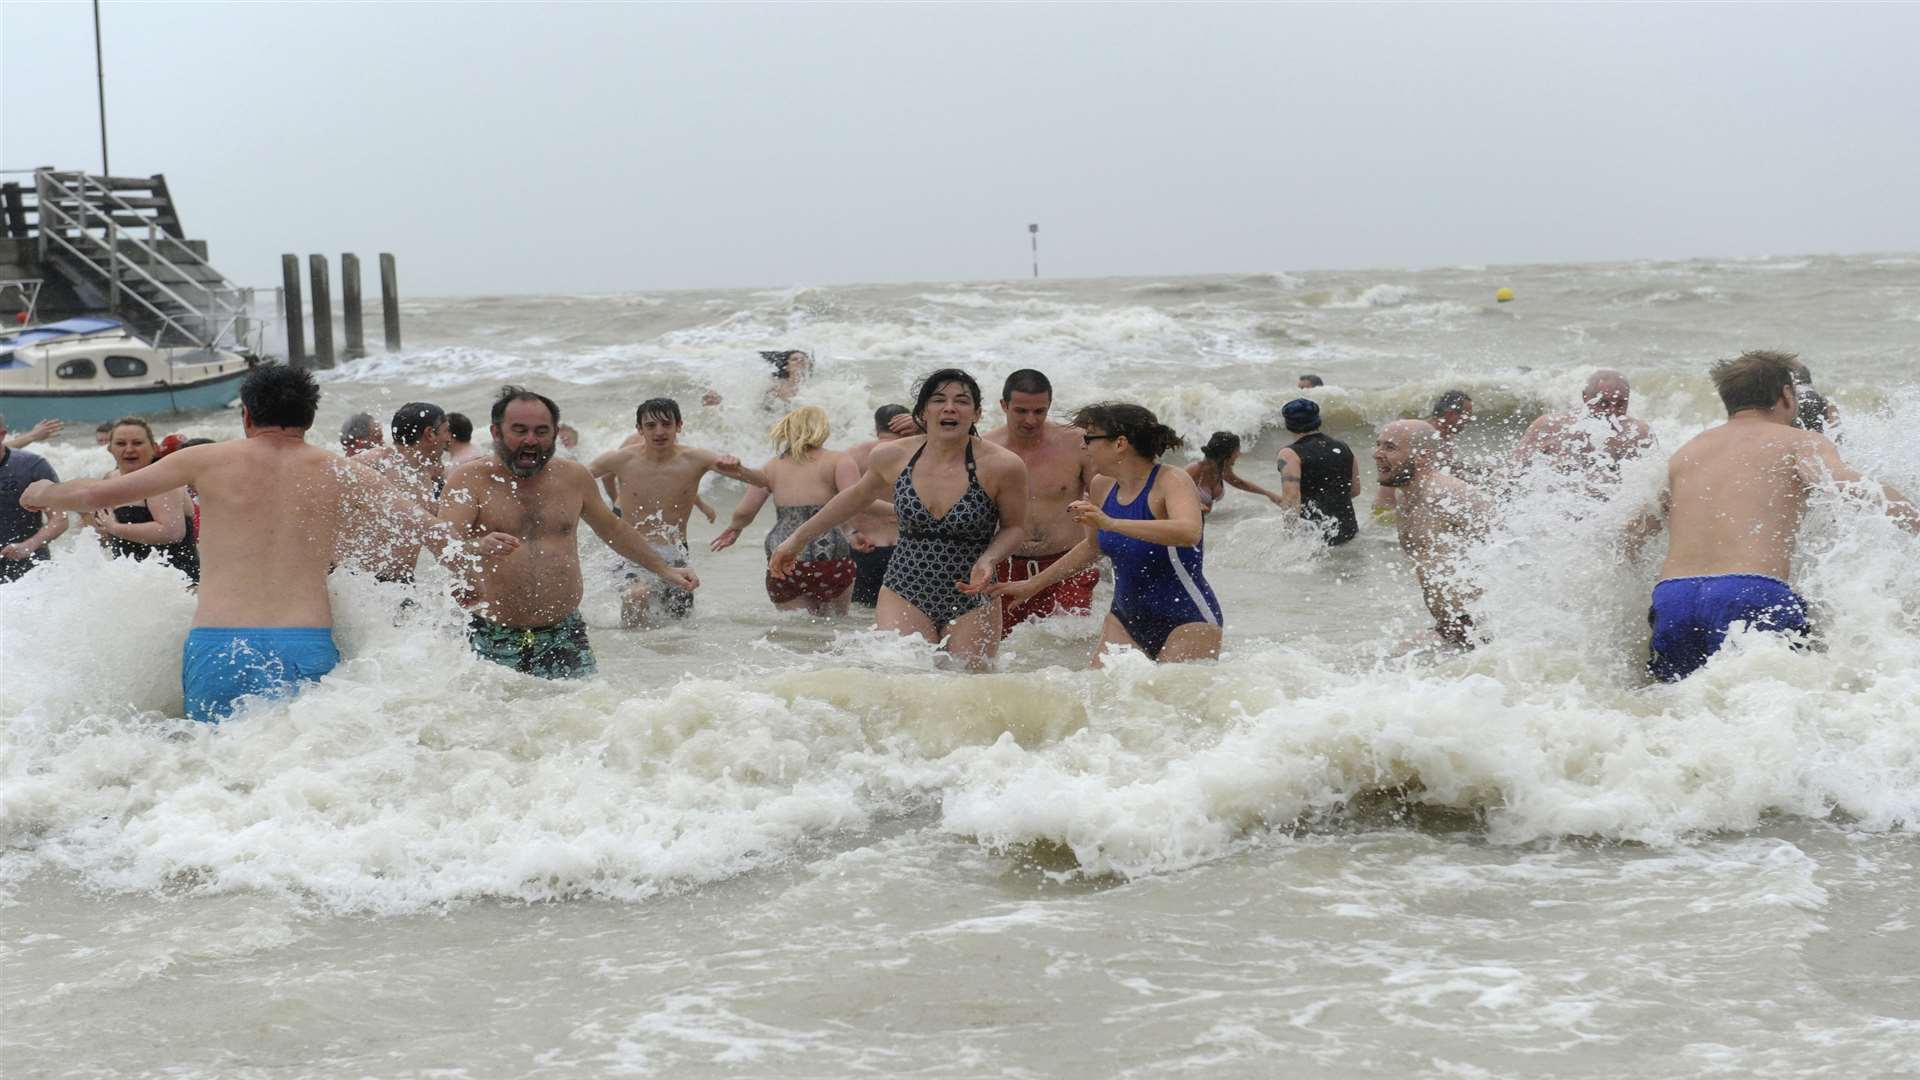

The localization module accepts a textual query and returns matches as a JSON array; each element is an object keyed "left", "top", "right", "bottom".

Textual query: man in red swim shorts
[
  {"left": 984, "top": 369, "right": 1101, "bottom": 637},
  {"left": 997, "top": 549, "right": 1100, "bottom": 632}
]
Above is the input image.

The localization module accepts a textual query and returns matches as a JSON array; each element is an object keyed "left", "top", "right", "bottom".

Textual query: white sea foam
[{"left": 6, "top": 259, "right": 1920, "bottom": 923}]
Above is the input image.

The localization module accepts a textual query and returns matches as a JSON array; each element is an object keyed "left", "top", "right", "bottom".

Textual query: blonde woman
[{"left": 713, "top": 405, "right": 864, "bottom": 614}]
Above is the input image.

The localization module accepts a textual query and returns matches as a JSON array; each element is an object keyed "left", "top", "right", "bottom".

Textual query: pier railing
[{"left": 26, "top": 169, "right": 253, "bottom": 352}]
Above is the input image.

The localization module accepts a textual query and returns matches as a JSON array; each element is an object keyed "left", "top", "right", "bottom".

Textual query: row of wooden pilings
[{"left": 279, "top": 252, "right": 400, "bottom": 369}]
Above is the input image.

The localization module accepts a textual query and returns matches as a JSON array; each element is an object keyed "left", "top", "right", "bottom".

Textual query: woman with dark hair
[
  {"left": 1185, "top": 431, "right": 1284, "bottom": 514},
  {"left": 768, "top": 368, "right": 1029, "bottom": 669},
  {"left": 91, "top": 416, "right": 200, "bottom": 582},
  {"left": 994, "top": 402, "right": 1221, "bottom": 664}
]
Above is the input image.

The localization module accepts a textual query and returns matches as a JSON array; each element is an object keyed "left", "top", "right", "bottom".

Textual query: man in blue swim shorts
[
  {"left": 22, "top": 365, "right": 497, "bottom": 722},
  {"left": 1629, "top": 350, "right": 1918, "bottom": 681}
]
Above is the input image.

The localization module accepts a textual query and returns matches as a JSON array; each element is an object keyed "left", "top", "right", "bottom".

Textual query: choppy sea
[{"left": 5, "top": 252, "right": 1919, "bottom": 1077}]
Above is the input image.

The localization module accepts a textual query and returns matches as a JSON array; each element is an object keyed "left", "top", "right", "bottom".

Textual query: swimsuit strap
[{"left": 905, "top": 442, "right": 928, "bottom": 474}]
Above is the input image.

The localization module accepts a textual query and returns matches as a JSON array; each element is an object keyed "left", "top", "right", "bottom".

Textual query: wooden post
[
  {"left": 379, "top": 252, "right": 401, "bottom": 351},
  {"left": 341, "top": 253, "right": 365, "bottom": 360},
  {"left": 308, "top": 253, "right": 334, "bottom": 370},
  {"left": 280, "top": 254, "right": 306, "bottom": 368}
]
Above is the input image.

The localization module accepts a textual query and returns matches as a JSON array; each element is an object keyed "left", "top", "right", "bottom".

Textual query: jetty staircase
[{"left": 0, "top": 168, "right": 257, "bottom": 352}]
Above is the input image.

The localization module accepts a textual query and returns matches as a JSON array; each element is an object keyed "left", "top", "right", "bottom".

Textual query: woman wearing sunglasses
[{"left": 993, "top": 402, "right": 1221, "bottom": 665}]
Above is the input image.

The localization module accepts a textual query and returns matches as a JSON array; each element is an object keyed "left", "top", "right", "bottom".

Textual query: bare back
[
  {"left": 1659, "top": 420, "right": 1828, "bottom": 582},
  {"left": 184, "top": 438, "right": 384, "bottom": 627},
  {"left": 844, "top": 437, "right": 899, "bottom": 545},
  {"left": 763, "top": 450, "right": 849, "bottom": 507}
]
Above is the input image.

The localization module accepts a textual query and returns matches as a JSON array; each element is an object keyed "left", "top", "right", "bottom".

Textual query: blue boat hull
[{"left": 0, "top": 368, "right": 251, "bottom": 426}]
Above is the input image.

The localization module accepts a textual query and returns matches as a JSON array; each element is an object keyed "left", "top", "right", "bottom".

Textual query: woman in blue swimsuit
[
  {"left": 768, "top": 368, "right": 1030, "bottom": 669},
  {"left": 996, "top": 402, "right": 1221, "bottom": 665}
]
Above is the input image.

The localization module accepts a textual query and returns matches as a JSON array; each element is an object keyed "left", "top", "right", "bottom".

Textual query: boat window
[
  {"left": 105, "top": 355, "right": 150, "bottom": 378},
  {"left": 56, "top": 359, "right": 97, "bottom": 380}
]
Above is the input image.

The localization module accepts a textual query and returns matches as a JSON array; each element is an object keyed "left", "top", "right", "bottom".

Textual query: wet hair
[
  {"left": 390, "top": 402, "right": 447, "bottom": 446},
  {"left": 768, "top": 405, "right": 832, "bottom": 463},
  {"left": 1071, "top": 402, "right": 1184, "bottom": 460},
  {"left": 109, "top": 415, "right": 157, "bottom": 448},
  {"left": 239, "top": 363, "right": 321, "bottom": 430},
  {"left": 1298, "top": 374, "right": 1325, "bottom": 387},
  {"left": 1788, "top": 358, "right": 1814, "bottom": 387},
  {"left": 763, "top": 349, "right": 809, "bottom": 380},
  {"left": 911, "top": 368, "right": 985, "bottom": 430},
  {"left": 178, "top": 437, "right": 216, "bottom": 449},
  {"left": 636, "top": 397, "right": 683, "bottom": 427},
  {"left": 1001, "top": 369, "right": 1053, "bottom": 402},
  {"left": 96, "top": 421, "right": 114, "bottom": 434},
  {"left": 1710, "top": 351, "right": 1799, "bottom": 416},
  {"left": 491, "top": 384, "right": 560, "bottom": 427},
  {"left": 1201, "top": 431, "right": 1241, "bottom": 465},
  {"left": 874, "top": 403, "right": 910, "bottom": 434},
  {"left": 1796, "top": 388, "right": 1831, "bottom": 432},
  {"left": 1430, "top": 389, "right": 1473, "bottom": 417},
  {"left": 446, "top": 412, "right": 474, "bottom": 442},
  {"left": 340, "top": 412, "right": 379, "bottom": 445}
]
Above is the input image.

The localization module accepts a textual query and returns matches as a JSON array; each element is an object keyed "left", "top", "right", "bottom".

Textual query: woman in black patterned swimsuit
[{"left": 769, "top": 369, "right": 1030, "bottom": 669}]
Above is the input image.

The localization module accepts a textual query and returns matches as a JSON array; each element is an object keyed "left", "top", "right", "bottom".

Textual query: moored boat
[{"left": 0, "top": 317, "right": 256, "bottom": 426}]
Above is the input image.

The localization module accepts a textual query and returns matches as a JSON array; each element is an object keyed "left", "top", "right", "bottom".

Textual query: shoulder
[
  {"left": 1089, "top": 474, "right": 1118, "bottom": 501},
  {"left": 972, "top": 436, "right": 1024, "bottom": 467},
  {"left": 589, "top": 445, "right": 633, "bottom": 470},
  {"left": 1154, "top": 463, "right": 1200, "bottom": 494},
  {"left": 445, "top": 457, "right": 497, "bottom": 489},
  {"left": 1048, "top": 422, "right": 1085, "bottom": 446},
  {"left": 870, "top": 438, "right": 918, "bottom": 471},
  {"left": 1524, "top": 413, "right": 1566, "bottom": 436},
  {"left": 550, "top": 457, "right": 595, "bottom": 485},
  {"left": 683, "top": 446, "right": 721, "bottom": 467}
]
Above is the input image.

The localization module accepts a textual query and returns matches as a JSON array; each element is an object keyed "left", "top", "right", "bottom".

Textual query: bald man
[
  {"left": 1512, "top": 369, "right": 1656, "bottom": 485},
  {"left": 1375, "top": 420, "right": 1493, "bottom": 645}
]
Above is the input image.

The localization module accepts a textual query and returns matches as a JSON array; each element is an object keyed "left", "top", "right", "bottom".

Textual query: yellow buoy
[{"left": 1495, "top": 287, "right": 1515, "bottom": 303}]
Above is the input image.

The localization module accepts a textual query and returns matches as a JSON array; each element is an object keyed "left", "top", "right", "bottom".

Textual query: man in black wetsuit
[{"left": 1275, "top": 398, "right": 1359, "bottom": 545}]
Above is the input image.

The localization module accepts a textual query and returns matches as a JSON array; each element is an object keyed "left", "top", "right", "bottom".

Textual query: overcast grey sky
[{"left": 5, "top": 2, "right": 1917, "bottom": 296}]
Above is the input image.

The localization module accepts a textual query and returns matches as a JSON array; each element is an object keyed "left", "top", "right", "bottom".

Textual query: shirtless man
[
  {"left": 588, "top": 397, "right": 745, "bottom": 626},
  {"left": 1511, "top": 369, "right": 1656, "bottom": 487},
  {"left": 353, "top": 401, "right": 452, "bottom": 582},
  {"left": 340, "top": 412, "right": 384, "bottom": 457},
  {"left": 1374, "top": 389, "right": 1474, "bottom": 519},
  {"left": 1632, "top": 351, "right": 1917, "bottom": 681},
  {"left": 1374, "top": 419, "right": 1494, "bottom": 646},
  {"left": 21, "top": 365, "right": 475, "bottom": 721},
  {"left": 442, "top": 386, "right": 700, "bottom": 677},
  {"left": 446, "top": 413, "right": 487, "bottom": 466},
  {"left": 983, "top": 369, "right": 1098, "bottom": 636},
  {"left": 842, "top": 403, "right": 908, "bottom": 606}
]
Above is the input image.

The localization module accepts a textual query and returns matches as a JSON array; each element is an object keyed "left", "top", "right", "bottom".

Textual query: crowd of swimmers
[{"left": 2, "top": 346, "right": 1914, "bottom": 725}]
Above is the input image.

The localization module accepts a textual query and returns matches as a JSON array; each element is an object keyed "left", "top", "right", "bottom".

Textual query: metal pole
[
  {"left": 93, "top": 0, "right": 110, "bottom": 176},
  {"left": 1029, "top": 223, "right": 1039, "bottom": 279}
]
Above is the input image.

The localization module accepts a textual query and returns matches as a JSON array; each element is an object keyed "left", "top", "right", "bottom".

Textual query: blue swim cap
[{"left": 1283, "top": 398, "right": 1321, "bottom": 433}]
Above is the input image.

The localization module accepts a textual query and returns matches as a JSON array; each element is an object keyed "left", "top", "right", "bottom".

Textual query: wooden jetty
[{"left": 1, "top": 167, "right": 403, "bottom": 370}]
